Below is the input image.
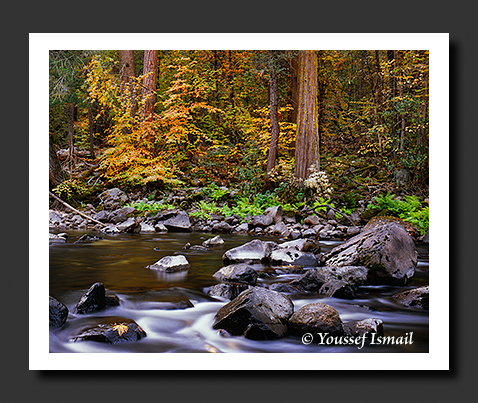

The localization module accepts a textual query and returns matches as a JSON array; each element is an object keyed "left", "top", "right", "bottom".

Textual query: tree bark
[
  {"left": 118, "top": 50, "right": 137, "bottom": 121},
  {"left": 67, "top": 101, "right": 75, "bottom": 180},
  {"left": 267, "top": 51, "right": 280, "bottom": 174},
  {"left": 49, "top": 142, "right": 65, "bottom": 190},
  {"left": 294, "top": 50, "right": 319, "bottom": 181},
  {"left": 141, "top": 50, "right": 158, "bottom": 121},
  {"left": 87, "top": 101, "right": 96, "bottom": 158},
  {"left": 289, "top": 54, "right": 299, "bottom": 123}
]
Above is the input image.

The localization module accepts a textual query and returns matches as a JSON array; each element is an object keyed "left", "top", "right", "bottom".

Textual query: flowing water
[{"left": 49, "top": 231, "right": 429, "bottom": 353}]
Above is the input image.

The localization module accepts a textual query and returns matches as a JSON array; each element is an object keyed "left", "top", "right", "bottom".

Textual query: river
[{"left": 49, "top": 231, "right": 429, "bottom": 353}]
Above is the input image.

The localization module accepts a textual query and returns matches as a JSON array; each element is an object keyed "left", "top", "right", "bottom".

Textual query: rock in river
[
  {"left": 324, "top": 222, "right": 417, "bottom": 285},
  {"left": 288, "top": 302, "right": 344, "bottom": 336},
  {"left": 222, "top": 239, "right": 277, "bottom": 264},
  {"left": 69, "top": 316, "right": 147, "bottom": 344},
  {"left": 212, "top": 263, "right": 258, "bottom": 285},
  {"left": 147, "top": 255, "right": 191, "bottom": 273},
  {"left": 213, "top": 286, "right": 294, "bottom": 340},
  {"left": 49, "top": 296, "right": 68, "bottom": 328},
  {"left": 75, "top": 282, "right": 120, "bottom": 314},
  {"left": 392, "top": 285, "right": 429, "bottom": 309}
]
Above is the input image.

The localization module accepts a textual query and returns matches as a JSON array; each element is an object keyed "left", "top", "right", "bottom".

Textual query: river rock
[
  {"left": 278, "top": 238, "right": 321, "bottom": 254},
  {"left": 314, "top": 265, "right": 368, "bottom": 286},
  {"left": 76, "top": 282, "right": 107, "bottom": 314},
  {"left": 222, "top": 239, "right": 277, "bottom": 264},
  {"left": 289, "top": 269, "right": 328, "bottom": 291},
  {"left": 318, "top": 280, "right": 356, "bottom": 299},
  {"left": 49, "top": 233, "right": 67, "bottom": 245},
  {"left": 249, "top": 214, "right": 274, "bottom": 228},
  {"left": 304, "top": 215, "right": 321, "bottom": 226},
  {"left": 212, "top": 264, "right": 258, "bottom": 285},
  {"left": 155, "top": 223, "right": 168, "bottom": 233},
  {"left": 93, "top": 210, "right": 110, "bottom": 222},
  {"left": 69, "top": 316, "right": 147, "bottom": 344},
  {"left": 343, "top": 318, "right": 384, "bottom": 337},
  {"left": 288, "top": 302, "right": 344, "bottom": 336},
  {"left": 160, "top": 212, "right": 191, "bottom": 232},
  {"left": 324, "top": 222, "right": 417, "bottom": 285},
  {"left": 270, "top": 221, "right": 290, "bottom": 237},
  {"left": 212, "top": 221, "right": 232, "bottom": 233},
  {"left": 98, "top": 188, "right": 129, "bottom": 210},
  {"left": 147, "top": 255, "right": 191, "bottom": 272},
  {"left": 270, "top": 248, "right": 318, "bottom": 268},
  {"left": 213, "top": 287, "right": 294, "bottom": 340},
  {"left": 206, "top": 282, "right": 249, "bottom": 300},
  {"left": 392, "top": 285, "right": 429, "bottom": 309},
  {"left": 49, "top": 296, "right": 68, "bottom": 327},
  {"left": 116, "top": 217, "right": 139, "bottom": 232},
  {"left": 232, "top": 223, "right": 249, "bottom": 233},
  {"left": 346, "top": 226, "right": 361, "bottom": 237},
  {"left": 139, "top": 221, "right": 157, "bottom": 233},
  {"left": 264, "top": 205, "right": 283, "bottom": 224},
  {"left": 268, "top": 283, "right": 306, "bottom": 294},
  {"left": 202, "top": 235, "right": 225, "bottom": 247}
]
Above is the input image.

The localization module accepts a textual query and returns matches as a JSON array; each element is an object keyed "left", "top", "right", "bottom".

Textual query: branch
[
  {"left": 49, "top": 191, "right": 107, "bottom": 227},
  {"left": 312, "top": 204, "right": 356, "bottom": 226}
]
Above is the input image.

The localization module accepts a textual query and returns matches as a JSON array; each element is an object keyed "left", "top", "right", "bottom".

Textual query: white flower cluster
[{"left": 303, "top": 164, "right": 333, "bottom": 197}]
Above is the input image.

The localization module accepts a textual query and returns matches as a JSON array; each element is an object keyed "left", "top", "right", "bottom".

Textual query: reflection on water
[{"left": 49, "top": 231, "right": 429, "bottom": 353}]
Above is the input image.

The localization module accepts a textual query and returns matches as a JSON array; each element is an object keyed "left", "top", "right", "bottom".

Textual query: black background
[{"left": 5, "top": 0, "right": 474, "bottom": 401}]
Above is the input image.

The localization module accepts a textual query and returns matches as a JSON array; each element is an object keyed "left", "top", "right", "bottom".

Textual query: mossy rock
[
  {"left": 360, "top": 205, "right": 383, "bottom": 220},
  {"left": 364, "top": 216, "right": 421, "bottom": 240}
]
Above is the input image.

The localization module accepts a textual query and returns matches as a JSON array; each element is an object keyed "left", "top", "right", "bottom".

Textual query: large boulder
[
  {"left": 212, "top": 264, "right": 258, "bottom": 285},
  {"left": 160, "top": 212, "right": 191, "bottom": 232},
  {"left": 147, "top": 255, "right": 191, "bottom": 272},
  {"left": 324, "top": 222, "right": 417, "bottom": 285},
  {"left": 69, "top": 317, "right": 147, "bottom": 344},
  {"left": 98, "top": 188, "right": 129, "bottom": 210},
  {"left": 288, "top": 302, "right": 344, "bottom": 336},
  {"left": 222, "top": 239, "right": 277, "bottom": 264},
  {"left": 392, "top": 285, "right": 429, "bottom": 309},
  {"left": 213, "top": 287, "right": 294, "bottom": 340},
  {"left": 49, "top": 296, "right": 68, "bottom": 327}
]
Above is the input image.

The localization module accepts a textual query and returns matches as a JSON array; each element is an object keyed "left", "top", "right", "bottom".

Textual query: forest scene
[{"left": 48, "top": 49, "right": 430, "bottom": 354}]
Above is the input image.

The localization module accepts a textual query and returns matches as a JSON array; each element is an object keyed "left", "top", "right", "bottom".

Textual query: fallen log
[{"left": 49, "top": 191, "right": 107, "bottom": 227}]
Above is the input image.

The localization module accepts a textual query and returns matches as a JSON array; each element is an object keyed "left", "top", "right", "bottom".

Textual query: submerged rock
[
  {"left": 213, "top": 287, "right": 294, "bottom": 340},
  {"left": 288, "top": 302, "right": 344, "bottom": 336},
  {"left": 324, "top": 222, "right": 417, "bottom": 285},
  {"left": 147, "top": 255, "right": 191, "bottom": 272},
  {"left": 69, "top": 316, "right": 146, "bottom": 344},
  {"left": 49, "top": 296, "right": 68, "bottom": 327}
]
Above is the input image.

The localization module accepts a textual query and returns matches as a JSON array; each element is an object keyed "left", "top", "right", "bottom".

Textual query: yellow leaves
[{"left": 112, "top": 323, "right": 129, "bottom": 336}]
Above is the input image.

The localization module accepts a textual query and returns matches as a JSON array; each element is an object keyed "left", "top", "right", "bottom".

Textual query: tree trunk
[
  {"left": 141, "top": 50, "right": 158, "bottom": 121},
  {"left": 267, "top": 51, "right": 280, "bottom": 174},
  {"left": 294, "top": 50, "right": 319, "bottom": 181},
  {"left": 49, "top": 142, "right": 65, "bottom": 190},
  {"left": 67, "top": 101, "right": 75, "bottom": 180},
  {"left": 387, "top": 50, "right": 397, "bottom": 140},
  {"left": 289, "top": 54, "right": 299, "bottom": 123},
  {"left": 118, "top": 50, "right": 137, "bottom": 121},
  {"left": 87, "top": 101, "right": 96, "bottom": 158}
]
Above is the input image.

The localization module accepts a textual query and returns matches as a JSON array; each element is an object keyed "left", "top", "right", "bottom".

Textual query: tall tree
[
  {"left": 294, "top": 50, "right": 319, "bottom": 181},
  {"left": 141, "top": 50, "right": 158, "bottom": 121},
  {"left": 266, "top": 50, "right": 280, "bottom": 174},
  {"left": 118, "top": 50, "right": 137, "bottom": 120}
]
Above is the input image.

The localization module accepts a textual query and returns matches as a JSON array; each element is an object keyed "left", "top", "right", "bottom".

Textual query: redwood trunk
[
  {"left": 294, "top": 50, "right": 319, "bottom": 181},
  {"left": 289, "top": 55, "right": 299, "bottom": 123},
  {"left": 142, "top": 50, "right": 158, "bottom": 121},
  {"left": 267, "top": 51, "right": 280, "bottom": 174}
]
